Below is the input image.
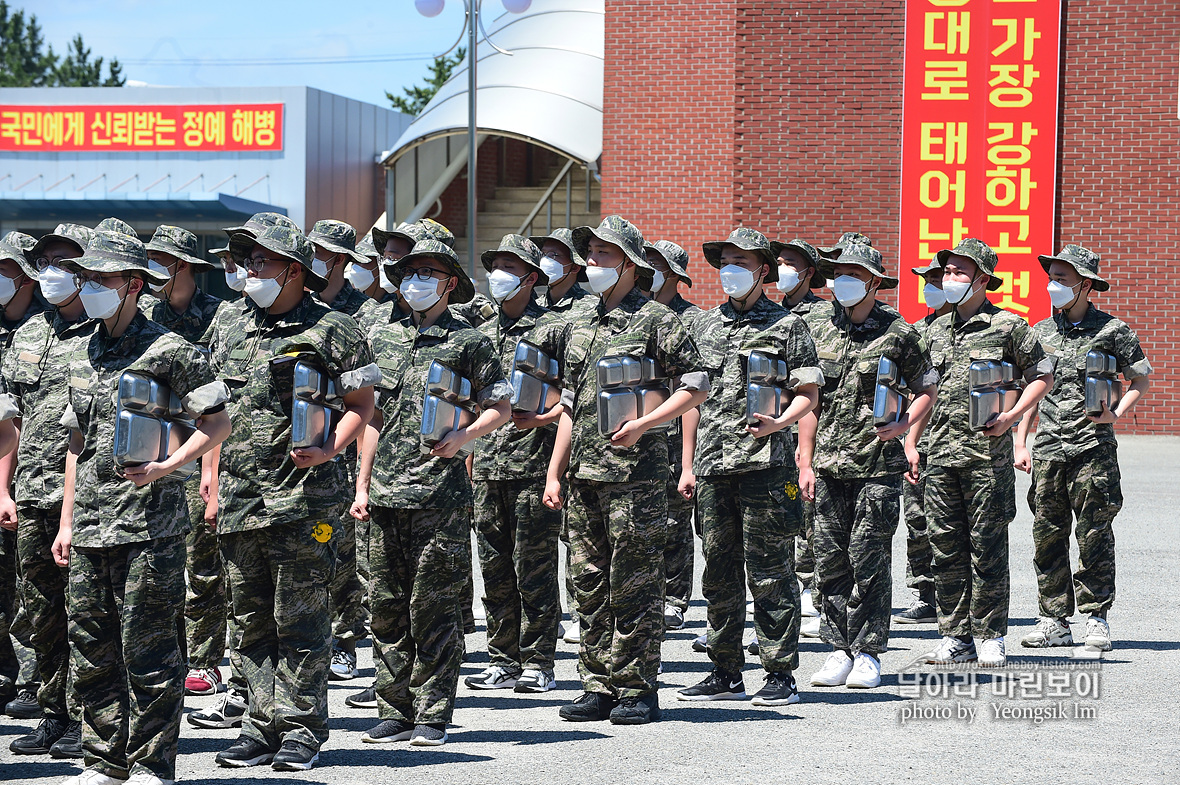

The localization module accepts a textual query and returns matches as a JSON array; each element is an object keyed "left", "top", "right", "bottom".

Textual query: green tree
[
  {"left": 0, "top": 1, "right": 125, "bottom": 87},
  {"left": 386, "top": 47, "right": 465, "bottom": 116}
]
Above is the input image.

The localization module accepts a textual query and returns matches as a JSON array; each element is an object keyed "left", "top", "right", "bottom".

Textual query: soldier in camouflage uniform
[
  {"left": 922, "top": 238, "right": 1054, "bottom": 668},
  {"left": 1014, "top": 245, "right": 1151, "bottom": 652},
  {"left": 460, "top": 235, "right": 567, "bottom": 694},
  {"left": 94, "top": 217, "right": 138, "bottom": 239},
  {"left": 53, "top": 230, "right": 231, "bottom": 785},
  {"left": 893, "top": 256, "right": 953, "bottom": 626},
  {"left": 641, "top": 240, "right": 700, "bottom": 631},
  {"left": 803, "top": 242, "right": 938, "bottom": 690},
  {"left": 3, "top": 224, "right": 95, "bottom": 755},
  {"left": 351, "top": 239, "right": 510, "bottom": 746},
  {"left": 344, "top": 230, "right": 388, "bottom": 301},
  {"left": 206, "top": 224, "right": 377, "bottom": 771},
  {"left": 543, "top": 216, "right": 708, "bottom": 725},
  {"left": 676, "top": 228, "right": 821, "bottom": 706}
]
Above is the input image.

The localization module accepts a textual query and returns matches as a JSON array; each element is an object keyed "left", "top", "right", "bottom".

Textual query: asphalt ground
[{"left": 2, "top": 434, "right": 1177, "bottom": 784}]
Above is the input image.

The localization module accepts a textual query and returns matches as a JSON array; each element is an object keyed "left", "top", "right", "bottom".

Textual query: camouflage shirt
[
  {"left": 318, "top": 280, "right": 371, "bottom": 318},
  {"left": 367, "top": 308, "right": 510, "bottom": 509},
  {"left": 471, "top": 300, "right": 568, "bottom": 482},
  {"left": 2, "top": 311, "right": 94, "bottom": 510},
  {"left": 64, "top": 312, "right": 228, "bottom": 548},
  {"left": 662, "top": 292, "right": 702, "bottom": 470},
  {"left": 691, "top": 294, "right": 822, "bottom": 477},
  {"left": 562, "top": 286, "right": 708, "bottom": 484},
  {"left": 911, "top": 312, "right": 940, "bottom": 453},
  {"left": 666, "top": 293, "right": 702, "bottom": 326},
  {"left": 1031, "top": 305, "right": 1151, "bottom": 461},
  {"left": 207, "top": 293, "right": 377, "bottom": 533},
  {"left": 140, "top": 287, "right": 223, "bottom": 346},
  {"left": 355, "top": 294, "right": 403, "bottom": 335},
  {"left": 0, "top": 294, "right": 48, "bottom": 349},
  {"left": 925, "top": 300, "right": 1054, "bottom": 469},
  {"left": 812, "top": 302, "right": 938, "bottom": 479},
  {"left": 539, "top": 281, "right": 594, "bottom": 316},
  {"left": 787, "top": 290, "right": 836, "bottom": 334},
  {"left": 451, "top": 291, "right": 498, "bottom": 328}
]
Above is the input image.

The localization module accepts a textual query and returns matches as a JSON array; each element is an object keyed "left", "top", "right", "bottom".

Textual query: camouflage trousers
[
  {"left": 1, "top": 525, "right": 37, "bottom": 692},
  {"left": 330, "top": 461, "right": 369, "bottom": 645},
  {"left": 68, "top": 536, "right": 185, "bottom": 781},
  {"left": 566, "top": 478, "right": 667, "bottom": 699},
  {"left": 17, "top": 504, "right": 79, "bottom": 720},
  {"left": 902, "top": 455, "right": 935, "bottom": 591},
  {"left": 813, "top": 473, "right": 899, "bottom": 656},
  {"left": 182, "top": 480, "right": 226, "bottom": 670},
  {"left": 368, "top": 505, "right": 468, "bottom": 725},
  {"left": 1029, "top": 443, "right": 1121, "bottom": 618},
  {"left": 663, "top": 471, "right": 695, "bottom": 612},
  {"left": 925, "top": 460, "right": 1016, "bottom": 639},
  {"left": 698, "top": 467, "right": 801, "bottom": 675},
  {"left": 474, "top": 479, "right": 561, "bottom": 671},
  {"left": 220, "top": 517, "right": 337, "bottom": 750}
]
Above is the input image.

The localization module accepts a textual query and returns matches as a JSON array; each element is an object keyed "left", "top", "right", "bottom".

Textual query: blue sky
[{"left": 31, "top": 0, "right": 476, "bottom": 108}]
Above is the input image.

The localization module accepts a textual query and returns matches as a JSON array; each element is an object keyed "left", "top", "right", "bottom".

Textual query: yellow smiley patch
[
  {"left": 785, "top": 481, "right": 799, "bottom": 501},
  {"left": 312, "top": 522, "right": 333, "bottom": 543}
]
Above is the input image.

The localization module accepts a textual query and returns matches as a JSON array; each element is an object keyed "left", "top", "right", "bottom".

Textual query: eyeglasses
[
  {"left": 73, "top": 272, "right": 128, "bottom": 288},
  {"left": 381, "top": 251, "right": 403, "bottom": 262},
  {"left": 33, "top": 254, "right": 74, "bottom": 271},
  {"left": 245, "top": 254, "right": 288, "bottom": 274},
  {"left": 402, "top": 267, "right": 451, "bottom": 283}
]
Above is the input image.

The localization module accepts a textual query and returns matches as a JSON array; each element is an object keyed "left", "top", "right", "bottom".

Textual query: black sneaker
[
  {"left": 49, "top": 720, "right": 83, "bottom": 759},
  {"left": 188, "top": 690, "right": 247, "bottom": 729},
  {"left": 750, "top": 672, "right": 800, "bottom": 706},
  {"left": 9, "top": 716, "right": 68, "bottom": 754},
  {"left": 747, "top": 638, "right": 760, "bottom": 655},
  {"left": 362, "top": 719, "right": 415, "bottom": 743},
  {"left": 346, "top": 687, "right": 378, "bottom": 708},
  {"left": 609, "top": 692, "right": 662, "bottom": 725},
  {"left": 558, "top": 692, "right": 618, "bottom": 722},
  {"left": 5, "top": 687, "right": 43, "bottom": 719},
  {"left": 409, "top": 723, "right": 447, "bottom": 746},
  {"left": 215, "top": 736, "right": 276, "bottom": 768},
  {"left": 893, "top": 589, "right": 937, "bottom": 624},
  {"left": 677, "top": 669, "right": 746, "bottom": 701},
  {"left": 271, "top": 739, "right": 319, "bottom": 771}
]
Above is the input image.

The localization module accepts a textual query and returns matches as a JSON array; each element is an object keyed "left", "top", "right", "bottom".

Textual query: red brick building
[{"left": 600, "top": 0, "right": 1178, "bottom": 434}]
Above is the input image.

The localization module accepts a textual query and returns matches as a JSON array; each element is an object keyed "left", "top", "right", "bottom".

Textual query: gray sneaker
[
  {"left": 188, "top": 690, "right": 247, "bottom": 729},
  {"left": 1084, "top": 616, "right": 1111, "bottom": 651},
  {"left": 329, "top": 647, "right": 358, "bottom": 681},
  {"left": 514, "top": 668, "right": 556, "bottom": 693},
  {"left": 1020, "top": 617, "right": 1074, "bottom": 648}
]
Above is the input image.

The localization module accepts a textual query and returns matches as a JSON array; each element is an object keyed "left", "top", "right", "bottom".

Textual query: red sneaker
[{"left": 185, "top": 667, "right": 223, "bottom": 696}]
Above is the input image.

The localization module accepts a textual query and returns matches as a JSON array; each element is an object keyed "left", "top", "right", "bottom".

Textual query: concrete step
[{"left": 483, "top": 197, "right": 601, "bottom": 214}]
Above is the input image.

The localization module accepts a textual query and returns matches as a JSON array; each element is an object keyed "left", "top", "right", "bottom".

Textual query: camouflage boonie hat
[
  {"left": 1038, "top": 244, "right": 1108, "bottom": 292},
  {"left": 573, "top": 216, "right": 654, "bottom": 286},
  {"left": 308, "top": 219, "right": 368, "bottom": 264},
  {"left": 529, "top": 227, "right": 586, "bottom": 267},
  {"left": 229, "top": 224, "right": 326, "bottom": 292},
  {"left": 372, "top": 222, "right": 428, "bottom": 260},
  {"left": 395, "top": 238, "right": 475, "bottom": 304},
  {"left": 356, "top": 231, "right": 380, "bottom": 261},
  {"left": 818, "top": 231, "right": 874, "bottom": 260},
  {"left": 418, "top": 218, "right": 455, "bottom": 248},
  {"left": 911, "top": 254, "right": 942, "bottom": 276},
  {"left": 703, "top": 228, "right": 779, "bottom": 283},
  {"left": 770, "top": 238, "right": 824, "bottom": 289},
  {"left": 644, "top": 240, "right": 692, "bottom": 287},
  {"left": 222, "top": 211, "right": 298, "bottom": 240},
  {"left": 73, "top": 230, "right": 169, "bottom": 286},
  {"left": 31, "top": 223, "right": 94, "bottom": 262},
  {"left": 145, "top": 225, "right": 214, "bottom": 270},
  {"left": 818, "top": 242, "right": 898, "bottom": 289},
  {"left": 481, "top": 233, "right": 544, "bottom": 276},
  {"left": 0, "top": 239, "right": 31, "bottom": 278},
  {"left": 1, "top": 232, "right": 38, "bottom": 279},
  {"left": 95, "top": 217, "right": 138, "bottom": 239},
  {"left": 937, "top": 237, "right": 1002, "bottom": 291}
]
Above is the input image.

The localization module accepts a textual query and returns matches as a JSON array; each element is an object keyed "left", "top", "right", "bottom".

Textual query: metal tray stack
[
  {"left": 1084, "top": 349, "right": 1122, "bottom": 416},
  {"left": 968, "top": 359, "right": 1022, "bottom": 431},
  {"left": 596, "top": 355, "right": 671, "bottom": 437},
  {"left": 420, "top": 360, "right": 477, "bottom": 457},
  {"left": 113, "top": 371, "right": 199, "bottom": 480},
  {"left": 872, "top": 356, "right": 909, "bottom": 427},
  {"left": 291, "top": 361, "right": 340, "bottom": 449},
  {"left": 746, "top": 350, "right": 790, "bottom": 426},
  {"left": 510, "top": 339, "right": 562, "bottom": 415}
]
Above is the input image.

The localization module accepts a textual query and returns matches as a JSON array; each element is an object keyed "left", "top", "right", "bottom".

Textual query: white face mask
[
  {"left": 584, "top": 262, "right": 622, "bottom": 294},
  {"left": 344, "top": 262, "right": 375, "bottom": 292},
  {"left": 923, "top": 282, "right": 947, "bottom": 310},
  {"left": 540, "top": 256, "right": 567, "bottom": 285},
  {"left": 244, "top": 274, "right": 284, "bottom": 308},
  {"left": 775, "top": 266, "right": 802, "bottom": 293},
  {"left": 378, "top": 265, "right": 396, "bottom": 294},
  {"left": 0, "top": 274, "right": 18, "bottom": 306},
  {"left": 488, "top": 269, "right": 523, "bottom": 303},
  {"left": 650, "top": 270, "right": 666, "bottom": 294},
  {"left": 311, "top": 257, "right": 333, "bottom": 279},
  {"left": 40, "top": 266, "right": 79, "bottom": 305},
  {"left": 147, "top": 260, "right": 172, "bottom": 293},
  {"left": 224, "top": 266, "right": 248, "bottom": 292},
  {"left": 832, "top": 275, "right": 869, "bottom": 308},
  {"left": 399, "top": 277, "right": 443, "bottom": 312},
  {"left": 719, "top": 264, "right": 758, "bottom": 299},
  {"left": 942, "top": 276, "right": 979, "bottom": 305},
  {"left": 1047, "top": 279, "right": 1082, "bottom": 309},
  {"left": 79, "top": 280, "right": 125, "bottom": 320}
]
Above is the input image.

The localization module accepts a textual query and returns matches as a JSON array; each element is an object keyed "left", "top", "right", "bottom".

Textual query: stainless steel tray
[
  {"left": 114, "top": 409, "right": 164, "bottom": 466},
  {"left": 118, "top": 372, "right": 170, "bottom": 418},
  {"left": 746, "top": 382, "right": 782, "bottom": 425},
  {"left": 291, "top": 399, "right": 331, "bottom": 449},
  {"left": 1085, "top": 349, "right": 1117, "bottom": 376},
  {"left": 1084, "top": 376, "right": 1122, "bottom": 417},
  {"left": 970, "top": 389, "right": 1002, "bottom": 431},
  {"left": 598, "top": 388, "right": 638, "bottom": 437}
]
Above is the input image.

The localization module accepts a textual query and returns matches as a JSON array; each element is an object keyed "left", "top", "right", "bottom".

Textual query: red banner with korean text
[
  {"left": 898, "top": 0, "right": 1061, "bottom": 323},
  {"left": 0, "top": 104, "right": 284, "bottom": 152}
]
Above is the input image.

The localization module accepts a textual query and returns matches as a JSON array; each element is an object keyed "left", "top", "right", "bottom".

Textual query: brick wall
[{"left": 602, "top": 0, "right": 1177, "bottom": 433}]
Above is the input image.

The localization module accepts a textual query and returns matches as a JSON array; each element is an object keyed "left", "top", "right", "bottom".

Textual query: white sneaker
[
  {"left": 800, "top": 615, "right": 821, "bottom": 638},
  {"left": 513, "top": 668, "right": 556, "bottom": 693},
  {"left": 925, "top": 636, "right": 977, "bottom": 664},
  {"left": 977, "top": 636, "right": 1006, "bottom": 667},
  {"left": 60, "top": 771, "right": 125, "bottom": 785},
  {"left": 463, "top": 665, "right": 520, "bottom": 690},
  {"left": 1084, "top": 616, "right": 1111, "bottom": 651},
  {"left": 810, "top": 650, "right": 853, "bottom": 686},
  {"left": 845, "top": 653, "right": 881, "bottom": 689},
  {"left": 664, "top": 604, "right": 685, "bottom": 630},
  {"left": 800, "top": 588, "right": 819, "bottom": 618},
  {"left": 126, "top": 772, "right": 174, "bottom": 785},
  {"left": 563, "top": 621, "right": 580, "bottom": 644},
  {"left": 1021, "top": 617, "right": 1073, "bottom": 648}
]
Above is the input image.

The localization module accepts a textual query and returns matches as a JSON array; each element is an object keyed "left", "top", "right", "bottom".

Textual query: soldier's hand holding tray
[
  {"left": 291, "top": 445, "right": 332, "bottom": 468},
  {"left": 428, "top": 428, "right": 468, "bottom": 459},
  {"left": 121, "top": 460, "right": 175, "bottom": 487},
  {"left": 511, "top": 403, "right": 563, "bottom": 431},
  {"left": 982, "top": 410, "right": 1016, "bottom": 438},
  {"left": 1086, "top": 398, "right": 1119, "bottom": 425},
  {"left": 746, "top": 409, "right": 792, "bottom": 438}
]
